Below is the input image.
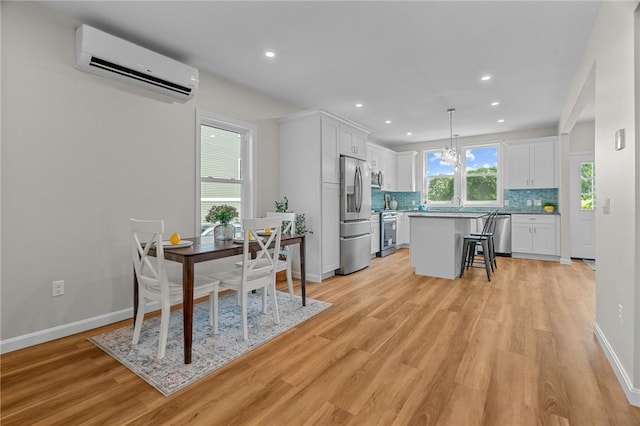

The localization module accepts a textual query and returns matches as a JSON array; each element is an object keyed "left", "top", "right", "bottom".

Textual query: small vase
[{"left": 213, "top": 224, "right": 235, "bottom": 241}]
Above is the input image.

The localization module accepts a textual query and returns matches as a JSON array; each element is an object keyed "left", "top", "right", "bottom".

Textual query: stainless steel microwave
[{"left": 371, "top": 170, "right": 383, "bottom": 188}]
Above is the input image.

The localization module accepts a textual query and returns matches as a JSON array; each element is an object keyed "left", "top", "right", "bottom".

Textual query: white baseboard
[
  {"left": 560, "top": 257, "right": 573, "bottom": 265},
  {"left": 0, "top": 302, "right": 159, "bottom": 354},
  {"left": 594, "top": 322, "right": 640, "bottom": 407}
]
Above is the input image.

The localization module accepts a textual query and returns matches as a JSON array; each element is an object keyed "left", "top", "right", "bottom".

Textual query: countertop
[{"left": 408, "top": 212, "right": 488, "bottom": 219}]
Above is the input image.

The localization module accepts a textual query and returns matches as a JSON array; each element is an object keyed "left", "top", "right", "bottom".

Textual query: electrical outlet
[
  {"left": 526, "top": 200, "right": 532, "bottom": 206},
  {"left": 52, "top": 280, "right": 64, "bottom": 297},
  {"left": 534, "top": 200, "right": 542, "bottom": 206},
  {"left": 504, "top": 200, "right": 509, "bottom": 206}
]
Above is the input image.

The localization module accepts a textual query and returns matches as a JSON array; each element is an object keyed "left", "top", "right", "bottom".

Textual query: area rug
[{"left": 89, "top": 291, "right": 332, "bottom": 396}]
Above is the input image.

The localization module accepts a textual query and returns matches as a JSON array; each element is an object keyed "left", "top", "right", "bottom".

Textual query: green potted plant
[
  {"left": 274, "top": 196, "right": 289, "bottom": 213},
  {"left": 205, "top": 204, "right": 238, "bottom": 240}
]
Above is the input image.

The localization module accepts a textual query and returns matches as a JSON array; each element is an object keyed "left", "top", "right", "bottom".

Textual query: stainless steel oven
[{"left": 379, "top": 210, "right": 397, "bottom": 257}]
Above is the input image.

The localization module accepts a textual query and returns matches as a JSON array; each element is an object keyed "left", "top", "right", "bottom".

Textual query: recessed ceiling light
[
  {"left": 355, "top": 103, "right": 363, "bottom": 108},
  {"left": 491, "top": 101, "right": 500, "bottom": 106},
  {"left": 265, "top": 51, "right": 276, "bottom": 58},
  {"left": 406, "top": 132, "right": 412, "bottom": 136},
  {"left": 481, "top": 75, "right": 492, "bottom": 81},
  {"left": 497, "top": 119, "right": 505, "bottom": 123},
  {"left": 385, "top": 120, "right": 392, "bottom": 124}
]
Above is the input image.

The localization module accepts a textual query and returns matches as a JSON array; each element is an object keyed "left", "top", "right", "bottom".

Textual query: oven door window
[{"left": 382, "top": 220, "right": 397, "bottom": 249}]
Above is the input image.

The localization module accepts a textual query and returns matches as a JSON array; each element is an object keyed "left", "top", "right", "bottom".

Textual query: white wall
[
  {"left": 570, "top": 120, "right": 595, "bottom": 152},
  {"left": 560, "top": 1, "right": 639, "bottom": 404},
  {"left": 0, "top": 2, "right": 300, "bottom": 345}
]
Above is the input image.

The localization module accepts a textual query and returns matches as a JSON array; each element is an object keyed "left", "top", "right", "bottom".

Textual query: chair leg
[
  {"left": 157, "top": 301, "right": 171, "bottom": 359},
  {"left": 460, "top": 239, "right": 469, "bottom": 278},
  {"left": 270, "top": 282, "right": 280, "bottom": 324},
  {"left": 490, "top": 236, "right": 497, "bottom": 270},
  {"left": 132, "top": 296, "right": 146, "bottom": 345},
  {"left": 286, "top": 261, "right": 294, "bottom": 300},
  {"left": 210, "top": 286, "right": 219, "bottom": 334},
  {"left": 241, "top": 290, "right": 249, "bottom": 340},
  {"left": 467, "top": 241, "right": 477, "bottom": 269},
  {"left": 262, "top": 286, "right": 268, "bottom": 313},
  {"left": 482, "top": 240, "right": 492, "bottom": 282}
]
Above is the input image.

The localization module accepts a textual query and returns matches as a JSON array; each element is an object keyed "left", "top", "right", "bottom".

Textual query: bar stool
[{"left": 460, "top": 210, "right": 498, "bottom": 281}]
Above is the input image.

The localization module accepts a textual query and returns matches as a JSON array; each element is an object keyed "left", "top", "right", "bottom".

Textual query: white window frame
[
  {"left": 460, "top": 142, "right": 502, "bottom": 207},
  {"left": 423, "top": 148, "right": 459, "bottom": 207},
  {"left": 196, "top": 109, "right": 257, "bottom": 235}
]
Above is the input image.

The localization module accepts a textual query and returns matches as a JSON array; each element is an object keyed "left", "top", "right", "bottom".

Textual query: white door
[{"left": 569, "top": 152, "right": 595, "bottom": 259}]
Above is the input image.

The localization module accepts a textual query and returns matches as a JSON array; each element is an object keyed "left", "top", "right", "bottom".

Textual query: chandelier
[{"left": 441, "top": 108, "right": 460, "bottom": 170}]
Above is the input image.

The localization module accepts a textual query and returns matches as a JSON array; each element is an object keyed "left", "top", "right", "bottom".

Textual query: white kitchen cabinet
[
  {"left": 397, "top": 212, "right": 411, "bottom": 247},
  {"left": 279, "top": 109, "right": 369, "bottom": 281},
  {"left": 506, "top": 138, "right": 556, "bottom": 189},
  {"left": 367, "top": 142, "right": 381, "bottom": 171},
  {"left": 371, "top": 213, "right": 380, "bottom": 255},
  {"left": 380, "top": 149, "right": 396, "bottom": 191},
  {"left": 511, "top": 214, "right": 558, "bottom": 257},
  {"left": 321, "top": 115, "right": 340, "bottom": 184},
  {"left": 395, "top": 151, "right": 417, "bottom": 191},
  {"left": 322, "top": 183, "right": 340, "bottom": 272},
  {"left": 339, "top": 122, "right": 367, "bottom": 161}
]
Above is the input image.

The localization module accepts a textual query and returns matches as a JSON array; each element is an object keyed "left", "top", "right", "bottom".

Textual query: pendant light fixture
[{"left": 441, "top": 108, "right": 460, "bottom": 169}]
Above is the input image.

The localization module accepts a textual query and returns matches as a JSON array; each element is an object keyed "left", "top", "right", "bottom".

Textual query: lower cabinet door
[
  {"left": 532, "top": 223, "right": 555, "bottom": 255},
  {"left": 511, "top": 222, "right": 533, "bottom": 253}
]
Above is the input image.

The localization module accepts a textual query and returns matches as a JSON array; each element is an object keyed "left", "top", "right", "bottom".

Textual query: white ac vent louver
[{"left": 75, "top": 25, "right": 199, "bottom": 102}]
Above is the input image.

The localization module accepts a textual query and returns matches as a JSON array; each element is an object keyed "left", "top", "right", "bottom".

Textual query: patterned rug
[{"left": 89, "top": 291, "right": 332, "bottom": 396}]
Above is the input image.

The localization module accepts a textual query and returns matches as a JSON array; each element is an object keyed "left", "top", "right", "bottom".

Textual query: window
[
  {"left": 423, "top": 144, "right": 502, "bottom": 207},
  {"left": 423, "top": 150, "right": 455, "bottom": 204},
  {"left": 197, "top": 111, "right": 255, "bottom": 235},
  {"left": 580, "top": 161, "right": 595, "bottom": 210},
  {"left": 462, "top": 145, "right": 501, "bottom": 205}
]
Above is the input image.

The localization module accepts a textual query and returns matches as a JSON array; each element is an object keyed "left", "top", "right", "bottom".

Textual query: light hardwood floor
[{"left": 2, "top": 249, "right": 640, "bottom": 425}]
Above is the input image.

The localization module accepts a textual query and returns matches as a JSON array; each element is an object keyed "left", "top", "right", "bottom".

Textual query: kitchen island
[{"left": 409, "top": 212, "right": 488, "bottom": 279}]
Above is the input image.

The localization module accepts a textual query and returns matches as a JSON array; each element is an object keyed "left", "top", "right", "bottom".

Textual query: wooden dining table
[{"left": 134, "top": 233, "right": 306, "bottom": 364}]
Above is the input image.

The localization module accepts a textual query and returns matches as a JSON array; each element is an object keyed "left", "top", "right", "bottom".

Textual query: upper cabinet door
[
  {"left": 506, "top": 145, "right": 531, "bottom": 188},
  {"left": 396, "top": 151, "right": 417, "bottom": 191},
  {"left": 506, "top": 139, "right": 556, "bottom": 189},
  {"left": 321, "top": 116, "right": 340, "bottom": 184},
  {"left": 339, "top": 123, "right": 367, "bottom": 161},
  {"left": 529, "top": 142, "right": 555, "bottom": 188}
]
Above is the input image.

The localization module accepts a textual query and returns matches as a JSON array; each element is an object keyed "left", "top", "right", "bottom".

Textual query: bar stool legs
[{"left": 460, "top": 237, "right": 492, "bottom": 281}]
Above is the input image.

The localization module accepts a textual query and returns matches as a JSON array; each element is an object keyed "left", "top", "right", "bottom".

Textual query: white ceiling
[{"left": 36, "top": 1, "right": 600, "bottom": 146}]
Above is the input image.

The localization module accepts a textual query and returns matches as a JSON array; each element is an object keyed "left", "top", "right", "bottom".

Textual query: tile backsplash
[
  {"left": 372, "top": 188, "right": 421, "bottom": 210},
  {"left": 503, "top": 188, "right": 558, "bottom": 212},
  {"left": 371, "top": 188, "right": 558, "bottom": 212}
]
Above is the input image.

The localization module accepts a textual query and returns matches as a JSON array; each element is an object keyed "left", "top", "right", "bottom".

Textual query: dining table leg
[
  {"left": 182, "top": 258, "right": 195, "bottom": 364},
  {"left": 300, "top": 236, "right": 306, "bottom": 306}
]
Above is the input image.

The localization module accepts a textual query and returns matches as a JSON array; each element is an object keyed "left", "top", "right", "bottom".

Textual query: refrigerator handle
[{"left": 355, "top": 165, "right": 362, "bottom": 212}]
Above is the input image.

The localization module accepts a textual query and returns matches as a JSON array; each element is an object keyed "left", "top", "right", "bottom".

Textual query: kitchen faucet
[{"left": 453, "top": 195, "right": 462, "bottom": 209}]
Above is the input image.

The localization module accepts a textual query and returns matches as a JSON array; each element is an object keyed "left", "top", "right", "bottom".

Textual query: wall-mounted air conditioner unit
[{"left": 75, "top": 25, "right": 199, "bottom": 102}]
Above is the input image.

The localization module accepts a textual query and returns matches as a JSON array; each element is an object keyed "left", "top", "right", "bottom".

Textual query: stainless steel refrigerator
[{"left": 337, "top": 156, "right": 371, "bottom": 275}]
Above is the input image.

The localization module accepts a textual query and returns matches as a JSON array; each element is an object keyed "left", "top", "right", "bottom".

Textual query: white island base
[{"left": 409, "top": 213, "right": 484, "bottom": 279}]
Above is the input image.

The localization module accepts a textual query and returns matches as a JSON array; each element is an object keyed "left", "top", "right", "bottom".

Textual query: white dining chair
[
  {"left": 212, "top": 217, "right": 282, "bottom": 340},
  {"left": 266, "top": 212, "right": 296, "bottom": 299},
  {"left": 130, "top": 218, "right": 220, "bottom": 359}
]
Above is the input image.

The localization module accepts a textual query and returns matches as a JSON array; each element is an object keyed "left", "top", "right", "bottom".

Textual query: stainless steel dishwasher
[{"left": 477, "top": 213, "right": 512, "bottom": 256}]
